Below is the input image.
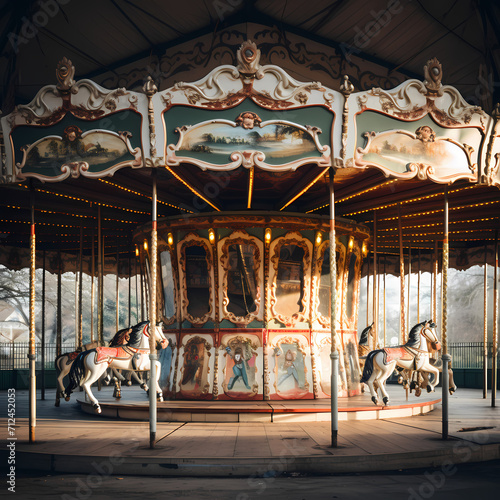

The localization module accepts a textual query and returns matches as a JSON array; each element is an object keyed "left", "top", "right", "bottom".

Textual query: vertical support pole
[
  {"left": 441, "top": 187, "right": 450, "bottom": 439},
  {"left": 97, "top": 206, "right": 104, "bottom": 346},
  {"left": 329, "top": 168, "right": 339, "bottom": 448},
  {"left": 398, "top": 203, "right": 405, "bottom": 343},
  {"left": 433, "top": 240, "right": 438, "bottom": 324},
  {"left": 56, "top": 249, "right": 62, "bottom": 357},
  {"left": 417, "top": 249, "right": 421, "bottom": 323},
  {"left": 149, "top": 169, "right": 158, "bottom": 448},
  {"left": 484, "top": 245, "right": 488, "bottom": 398},
  {"left": 492, "top": 231, "right": 498, "bottom": 408},
  {"left": 383, "top": 257, "right": 386, "bottom": 347},
  {"left": 78, "top": 223, "right": 83, "bottom": 349},
  {"left": 372, "top": 211, "right": 377, "bottom": 350},
  {"left": 29, "top": 183, "right": 36, "bottom": 444},
  {"left": 366, "top": 257, "right": 370, "bottom": 326},
  {"left": 263, "top": 226, "right": 271, "bottom": 401},
  {"left": 211, "top": 228, "right": 219, "bottom": 399},
  {"left": 407, "top": 243, "right": 411, "bottom": 330},
  {"left": 128, "top": 250, "right": 132, "bottom": 327},
  {"left": 116, "top": 248, "right": 120, "bottom": 332},
  {"left": 91, "top": 227, "right": 95, "bottom": 344},
  {"left": 41, "top": 250, "right": 46, "bottom": 400}
]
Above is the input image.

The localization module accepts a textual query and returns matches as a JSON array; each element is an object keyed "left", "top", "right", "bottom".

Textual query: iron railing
[{"left": 0, "top": 343, "right": 76, "bottom": 371}]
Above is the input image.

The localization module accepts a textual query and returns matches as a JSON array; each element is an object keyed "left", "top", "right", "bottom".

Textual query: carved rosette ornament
[
  {"left": 423, "top": 58, "right": 443, "bottom": 97},
  {"left": 56, "top": 57, "right": 76, "bottom": 95},
  {"left": 237, "top": 40, "right": 261, "bottom": 78}
]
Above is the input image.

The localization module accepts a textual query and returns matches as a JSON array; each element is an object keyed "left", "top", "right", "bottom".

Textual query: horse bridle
[{"left": 420, "top": 323, "right": 441, "bottom": 351}]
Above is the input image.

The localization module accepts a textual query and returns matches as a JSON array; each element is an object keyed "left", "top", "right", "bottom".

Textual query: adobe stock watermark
[
  {"left": 8, "top": 0, "right": 71, "bottom": 54},
  {"left": 407, "top": 429, "right": 491, "bottom": 500},
  {"left": 60, "top": 435, "right": 143, "bottom": 500},
  {"left": 340, "top": 0, "right": 410, "bottom": 63},
  {"left": 235, "top": 437, "right": 307, "bottom": 499},
  {"left": 213, "top": 0, "right": 243, "bottom": 22}
]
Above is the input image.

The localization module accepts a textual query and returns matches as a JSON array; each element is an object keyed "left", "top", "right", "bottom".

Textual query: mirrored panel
[
  {"left": 275, "top": 244, "right": 305, "bottom": 317},
  {"left": 185, "top": 245, "right": 210, "bottom": 319},
  {"left": 160, "top": 250, "right": 175, "bottom": 320},
  {"left": 226, "top": 243, "right": 258, "bottom": 317}
]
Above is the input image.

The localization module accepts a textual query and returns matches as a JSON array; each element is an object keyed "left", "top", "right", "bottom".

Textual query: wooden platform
[{"left": 2, "top": 387, "right": 499, "bottom": 476}]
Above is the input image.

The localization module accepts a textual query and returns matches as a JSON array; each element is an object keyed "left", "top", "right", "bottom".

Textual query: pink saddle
[
  {"left": 94, "top": 346, "right": 132, "bottom": 365},
  {"left": 383, "top": 347, "right": 414, "bottom": 363}
]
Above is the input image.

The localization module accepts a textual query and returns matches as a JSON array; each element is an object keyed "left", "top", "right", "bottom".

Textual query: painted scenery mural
[
  {"left": 168, "top": 112, "right": 329, "bottom": 167},
  {"left": 15, "top": 126, "right": 141, "bottom": 181},
  {"left": 354, "top": 112, "right": 479, "bottom": 183}
]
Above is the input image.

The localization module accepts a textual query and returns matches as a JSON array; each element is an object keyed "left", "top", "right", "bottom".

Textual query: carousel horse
[
  {"left": 54, "top": 325, "right": 149, "bottom": 406},
  {"left": 65, "top": 321, "right": 168, "bottom": 413},
  {"left": 107, "top": 325, "right": 152, "bottom": 399},
  {"left": 358, "top": 323, "right": 374, "bottom": 393},
  {"left": 360, "top": 320, "right": 441, "bottom": 406},
  {"left": 54, "top": 341, "right": 98, "bottom": 407},
  {"left": 400, "top": 355, "right": 457, "bottom": 396}
]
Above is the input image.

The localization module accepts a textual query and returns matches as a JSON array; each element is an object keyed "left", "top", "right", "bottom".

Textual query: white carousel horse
[
  {"left": 65, "top": 321, "right": 168, "bottom": 413},
  {"left": 55, "top": 341, "right": 98, "bottom": 407},
  {"left": 358, "top": 323, "right": 374, "bottom": 393},
  {"left": 360, "top": 320, "right": 441, "bottom": 406},
  {"left": 401, "top": 355, "right": 457, "bottom": 396},
  {"left": 54, "top": 325, "right": 150, "bottom": 406}
]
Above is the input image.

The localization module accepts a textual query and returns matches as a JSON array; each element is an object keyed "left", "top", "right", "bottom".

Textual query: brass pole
[
  {"left": 116, "top": 247, "right": 120, "bottom": 332},
  {"left": 492, "top": 231, "right": 498, "bottom": 408},
  {"left": 329, "top": 168, "right": 339, "bottom": 448},
  {"left": 433, "top": 241, "right": 438, "bottom": 324},
  {"left": 372, "top": 211, "right": 377, "bottom": 350},
  {"left": 149, "top": 168, "right": 158, "bottom": 448},
  {"left": 91, "top": 227, "right": 95, "bottom": 343},
  {"left": 56, "top": 250, "right": 62, "bottom": 357},
  {"left": 78, "top": 223, "right": 83, "bottom": 349},
  {"left": 29, "top": 183, "right": 36, "bottom": 443},
  {"left": 41, "top": 250, "right": 46, "bottom": 401},
  {"left": 407, "top": 243, "right": 411, "bottom": 330},
  {"left": 97, "top": 205, "right": 104, "bottom": 346},
  {"left": 417, "top": 249, "right": 421, "bottom": 323},
  {"left": 484, "top": 244, "right": 488, "bottom": 398},
  {"left": 441, "top": 187, "right": 450, "bottom": 439},
  {"left": 398, "top": 203, "right": 405, "bottom": 343},
  {"left": 383, "top": 257, "right": 386, "bottom": 347}
]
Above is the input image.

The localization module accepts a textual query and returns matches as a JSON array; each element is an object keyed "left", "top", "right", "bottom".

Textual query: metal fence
[
  {"left": 0, "top": 343, "right": 76, "bottom": 371},
  {"left": 448, "top": 342, "right": 495, "bottom": 369},
  {"left": 0, "top": 341, "right": 496, "bottom": 371}
]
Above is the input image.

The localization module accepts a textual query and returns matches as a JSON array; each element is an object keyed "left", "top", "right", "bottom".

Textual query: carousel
[{"left": 1, "top": 37, "right": 499, "bottom": 444}]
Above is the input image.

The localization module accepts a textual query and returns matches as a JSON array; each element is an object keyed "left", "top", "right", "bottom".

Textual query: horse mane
[
  {"left": 109, "top": 327, "right": 133, "bottom": 347},
  {"left": 359, "top": 323, "right": 374, "bottom": 346},
  {"left": 126, "top": 321, "right": 149, "bottom": 347},
  {"left": 406, "top": 320, "right": 429, "bottom": 347}
]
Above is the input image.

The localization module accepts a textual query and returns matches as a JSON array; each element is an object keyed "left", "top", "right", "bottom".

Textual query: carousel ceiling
[{"left": 0, "top": 0, "right": 499, "bottom": 261}]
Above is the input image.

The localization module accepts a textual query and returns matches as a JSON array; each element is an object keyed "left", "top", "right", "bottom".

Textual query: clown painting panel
[
  {"left": 270, "top": 335, "right": 313, "bottom": 400},
  {"left": 221, "top": 335, "right": 260, "bottom": 399},
  {"left": 179, "top": 336, "right": 212, "bottom": 399}
]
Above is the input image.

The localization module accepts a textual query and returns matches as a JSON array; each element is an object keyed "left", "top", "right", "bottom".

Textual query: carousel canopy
[{"left": 0, "top": 0, "right": 499, "bottom": 269}]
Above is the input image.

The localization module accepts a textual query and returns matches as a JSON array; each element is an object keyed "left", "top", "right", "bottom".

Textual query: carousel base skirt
[{"left": 76, "top": 385, "right": 440, "bottom": 422}]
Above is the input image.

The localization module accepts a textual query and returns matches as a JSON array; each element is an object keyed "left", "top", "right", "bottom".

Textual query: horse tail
[
  {"left": 65, "top": 349, "right": 94, "bottom": 397},
  {"left": 360, "top": 350, "right": 380, "bottom": 383}
]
